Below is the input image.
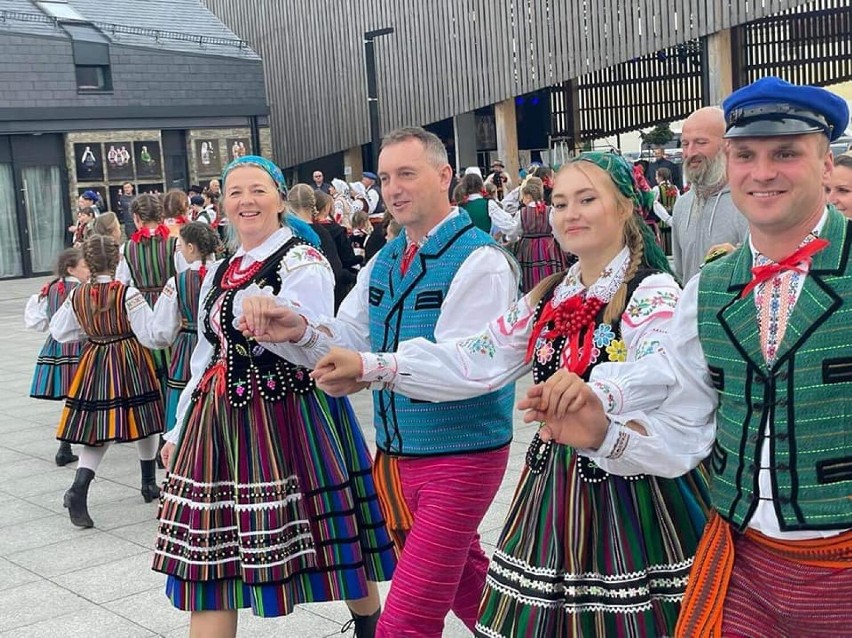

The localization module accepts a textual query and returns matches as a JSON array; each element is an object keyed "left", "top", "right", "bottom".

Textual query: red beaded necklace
[
  {"left": 221, "top": 256, "right": 265, "bottom": 289},
  {"left": 525, "top": 293, "right": 605, "bottom": 375}
]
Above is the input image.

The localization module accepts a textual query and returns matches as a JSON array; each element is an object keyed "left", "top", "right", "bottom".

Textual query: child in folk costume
[
  {"left": 118, "top": 192, "right": 184, "bottom": 397},
  {"left": 314, "top": 152, "right": 710, "bottom": 637},
  {"left": 514, "top": 176, "right": 569, "bottom": 292},
  {"left": 51, "top": 235, "right": 171, "bottom": 529},
  {"left": 153, "top": 156, "right": 395, "bottom": 638},
  {"left": 151, "top": 222, "right": 219, "bottom": 432},
  {"left": 25, "top": 247, "right": 90, "bottom": 466}
]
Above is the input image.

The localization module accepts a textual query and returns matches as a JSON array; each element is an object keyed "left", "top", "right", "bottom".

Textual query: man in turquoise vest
[
  {"left": 237, "top": 127, "right": 520, "bottom": 637},
  {"left": 513, "top": 77, "right": 852, "bottom": 637}
]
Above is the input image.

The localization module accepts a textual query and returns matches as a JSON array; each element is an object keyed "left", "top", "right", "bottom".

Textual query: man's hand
[
  {"left": 518, "top": 380, "right": 610, "bottom": 450},
  {"left": 312, "top": 347, "right": 369, "bottom": 397},
  {"left": 160, "top": 441, "right": 176, "bottom": 471},
  {"left": 703, "top": 242, "right": 737, "bottom": 264},
  {"left": 236, "top": 296, "right": 307, "bottom": 342}
]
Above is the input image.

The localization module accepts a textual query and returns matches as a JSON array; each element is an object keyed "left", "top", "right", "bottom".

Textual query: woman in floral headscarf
[
  {"left": 313, "top": 152, "right": 709, "bottom": 637},
  {"left": 152, "top": 156, "right": 395, "bottom": 638}
]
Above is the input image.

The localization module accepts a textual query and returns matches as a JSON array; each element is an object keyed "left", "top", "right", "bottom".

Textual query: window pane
[
  {"left": 0, "top": 164, "right": 23, "bottom": 278},
  {"left": 22, "top": 165, "right": 64, "bottom": 273},
  {"left": 76, "top": 65, "right": 105, "bottom": 89}
]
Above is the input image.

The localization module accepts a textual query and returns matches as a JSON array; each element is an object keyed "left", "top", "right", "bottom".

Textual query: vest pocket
[
  {"left": 816, "top": 456, "right": 852, "bottom": 484},
  {"left": 711, "top": 440, "right": 727, "bottom": 474},
  {"left": 822, "top": 358, "right": 852, "bottom": 384}
]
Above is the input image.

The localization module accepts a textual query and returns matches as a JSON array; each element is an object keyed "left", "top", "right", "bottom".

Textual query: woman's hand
[
  {"left": 533, "top": 369, "right": 590, "bottom": 419},
  {"left": 518, "top": 379, "right": 610, "bottom": 449},
  {"left": 160, "top": 441, "right": 176, "bottom": 470},
  {"left": 237, "top": 296, "right": 307, "bottom": 342},
  {"left": 312, "top": 348, "right": 369, "bottom": 396}
]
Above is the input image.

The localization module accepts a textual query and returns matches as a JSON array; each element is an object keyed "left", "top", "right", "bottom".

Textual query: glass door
[
  {"left": 0, "top": 164, "right": 23, "bottom": 278},
  {"left": 21, "top": 165, "right": 65, "bottom": 273}
]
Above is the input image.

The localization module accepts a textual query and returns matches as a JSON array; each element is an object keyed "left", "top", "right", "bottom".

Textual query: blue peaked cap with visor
[
  {"left": 722, "top": 76, "right": 849, "bottom": 142},
  {"left": 221, "top": 155, "right": 320, "bottom": 247}
]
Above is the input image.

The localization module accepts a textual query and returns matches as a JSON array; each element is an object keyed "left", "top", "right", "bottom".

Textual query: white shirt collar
[
  {"left": 233, "top": 226, "right": 293, "bottom": 262},
  {"left": 94, "top": 275, "right": 113, "bottom": 283},
  {"left": 552, "top": 245, "right": 631, "bottom": 305},
  {"left": 404, "top": 207, "right": 460, "bottom": 248},
  {"left": 748, "top": 207, "right": 830, "bottom": 262}
]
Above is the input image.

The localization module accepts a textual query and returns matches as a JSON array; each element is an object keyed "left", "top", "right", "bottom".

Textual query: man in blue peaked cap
[{"left": 514, "top": 76, "right": 852, "bottom": 636}]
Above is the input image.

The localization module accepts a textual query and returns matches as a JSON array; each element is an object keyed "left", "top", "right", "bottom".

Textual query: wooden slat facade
[{"left": 202, "top": 0, "right": 815, "bottom": 167}]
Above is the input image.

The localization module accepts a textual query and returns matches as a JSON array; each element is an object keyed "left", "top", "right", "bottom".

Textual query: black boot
[
  {"left": 140, "top": 459, "right": 160, "bottom": 503},
  {"left": 342, "top": 608, "right": 380, "bottom": 638},
  {"left": 63, "top": 467, "right": 94, "bottom": 528},
  {"left": 54, "top": 441, "right": 78, "bottom": 467}
]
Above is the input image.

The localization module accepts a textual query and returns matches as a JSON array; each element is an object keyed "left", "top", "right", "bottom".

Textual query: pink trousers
[
  {"left": 722, "top": 531, "right": 852, "bottom": 637},
  {"left": 376, "top": 445, "right": 509, "bottom": 637}
]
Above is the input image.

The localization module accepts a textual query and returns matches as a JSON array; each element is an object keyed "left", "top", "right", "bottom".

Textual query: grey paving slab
[
  {"left": 52, "top": 552, "right": 161, "bottom": 604},
  {"left": 0, "top": 496, "right": 55, "bottom": 530},
  {"left": 6, "top": 531, "right": 147, "bottom": 578},
  {"left": 102, "top": 586, "right": 193, "bottom": 636},
  {"left": 0, "top": 580, "right": 96, "bottom": 632},
  {"left": 0, "top": 457, "right": 62, "bottom": 482},
  {"left": 0, "top": 557, "right": 40, "bottom": 593},
  {"left": 105, "top": 518, "right": 160, "bottom": 550},
  {"left": 0, "top": 607, "right": 155, "bottom": 638},
  {"left": 0, "top": 513, "right": 98, "bottom": 555}
]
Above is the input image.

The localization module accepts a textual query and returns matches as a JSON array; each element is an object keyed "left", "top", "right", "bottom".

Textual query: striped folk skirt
[
  {"left": 476, "top": 443, "right": 710, "bottom": 638},
  {"left": 163, "top": 330, "right": 195, "bottom": 432},
  {"left": 153, "top": 387, "right": 396, "bottom": 617},
  {"left": 57, "top": 338, "right": 164, "bottom": 445},
  {"left": 514, "top": 235, "right": 568, "bottom": 294},
  {"left": 30, "top": 336, "right": 81, "bottom": 400}
]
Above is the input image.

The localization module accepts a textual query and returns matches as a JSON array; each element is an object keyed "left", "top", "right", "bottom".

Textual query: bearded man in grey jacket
[{"left": 672, "top": 107, "right": 750, "bottom": 281}]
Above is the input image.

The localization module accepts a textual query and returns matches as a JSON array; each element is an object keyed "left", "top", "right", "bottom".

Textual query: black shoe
[
  {"left": 54, "top": 441, "right": 78, "bottom": 467},
  {"left": 341, "top": 608, "right": 380, "bottom": 638},
  {"left": 140, "top": 459, "right": 160, "bottom": 503},
  {"left": 63, "top": 467, "right": 95, "bottom": 528}
]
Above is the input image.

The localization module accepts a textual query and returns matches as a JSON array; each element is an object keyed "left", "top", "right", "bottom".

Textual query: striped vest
[
  {"left": 368, "top": 211, "right": 515, "bottom": 456},
  {"left": 697, "top": 207, "right": 852, "bottom": 532},
  {"left": 125, "top": 235, "right": 177, "bottom": 305}
]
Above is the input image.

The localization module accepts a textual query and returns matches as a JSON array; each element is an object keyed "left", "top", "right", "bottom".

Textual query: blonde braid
[{"left": 602, "top": 215, "right": 645, "bottom": 325}]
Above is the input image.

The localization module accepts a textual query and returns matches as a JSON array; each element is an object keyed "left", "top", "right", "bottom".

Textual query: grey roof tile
[{"left": 0, "top": 0, "right": 259, "bottom": 59}]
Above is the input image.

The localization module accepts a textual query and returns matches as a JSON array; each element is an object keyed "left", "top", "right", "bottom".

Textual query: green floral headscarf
[{"left": 571, "top": 152, "right": 673, "bottom": 277}]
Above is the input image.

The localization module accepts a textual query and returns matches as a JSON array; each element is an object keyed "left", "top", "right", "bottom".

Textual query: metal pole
[{"left": 364, "top": 27, "right": 394, "bottom": 172}]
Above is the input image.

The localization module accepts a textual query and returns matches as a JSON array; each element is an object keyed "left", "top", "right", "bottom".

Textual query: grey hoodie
[{"left": 671, "top": 185, "right": 750, "bottom": 283}]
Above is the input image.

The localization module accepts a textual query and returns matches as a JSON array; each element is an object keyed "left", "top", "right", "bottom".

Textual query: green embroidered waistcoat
[{"left": 697, "top": 207, "right": 852, "bottom": 532}]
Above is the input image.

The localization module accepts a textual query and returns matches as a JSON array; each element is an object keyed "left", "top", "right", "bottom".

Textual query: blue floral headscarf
[
  {"left": 221, "top": 155, "right": 319, "bottom": 247},
  {"left": 571, "top": 152, "right": 672, "bottom": 277}
]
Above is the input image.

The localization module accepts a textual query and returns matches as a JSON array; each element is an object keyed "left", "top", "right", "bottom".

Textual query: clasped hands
[
  {"left": 518, "top": 369, "right": 611, "bottom": 449},
  {"left": 236, "top": 295, "right": 367, "bottom": 396}
]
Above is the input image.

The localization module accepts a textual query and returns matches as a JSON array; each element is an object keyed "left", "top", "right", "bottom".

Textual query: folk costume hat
[
  {"left": 221, "top": 155, "right": 319, "bottom": 247},
  {"left": 723, "top": 76, "right": 849, "bottom": 142}
]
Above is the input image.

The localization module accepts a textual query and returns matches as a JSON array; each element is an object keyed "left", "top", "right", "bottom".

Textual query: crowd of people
[{"left": 20, "top": 75, "right": 852, "bottom": 638}]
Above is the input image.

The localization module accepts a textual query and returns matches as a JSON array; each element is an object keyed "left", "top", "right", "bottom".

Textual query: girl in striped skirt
[
  {"left": 514, "top": 177, "right": 569, "bottom": 293},
  {"left": 51, "top": 235, "right": 171, "bottom": 529},
  {"left": 25, "top": 247, "right": 90, "bottom": 466},
  {"left": 117, "top": 193, "right": 182, "bottom": 392},
  {"left": 153, "top": 156, "right": 395, "bottom": 638},
  {"left": 315, "top": 153, "right": 710, "bottom": 637},
  {"left": 151, "top": 222, "right": 219, "bottom": 433}
]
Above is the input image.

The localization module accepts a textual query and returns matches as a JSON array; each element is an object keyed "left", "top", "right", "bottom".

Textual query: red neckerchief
[{"left": 739, "top": 238, "right": 829, "bottom": 298}]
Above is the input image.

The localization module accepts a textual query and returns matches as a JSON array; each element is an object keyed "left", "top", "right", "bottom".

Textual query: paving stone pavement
[{"left": 0, "top": 277, "right": 537, "bottom": 637}]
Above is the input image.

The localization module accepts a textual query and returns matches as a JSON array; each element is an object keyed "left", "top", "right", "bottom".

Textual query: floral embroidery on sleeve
[
  {"left": 459, "top": 332, "right": 497, "bottom": 358},
  {"left": 623, "top": 288, "right": 678, "bottom": 327},
  {"left": 496, "top": 300, "right": 534, "bottom": 336},
  {"left": 283, "top": 245, "right": 332, "bottom": 272}
]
